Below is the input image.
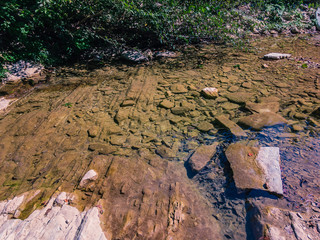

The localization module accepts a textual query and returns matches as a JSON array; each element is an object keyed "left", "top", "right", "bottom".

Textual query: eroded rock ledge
[{"left": 0, "top": 192, "right": 106, "bottom": 240}]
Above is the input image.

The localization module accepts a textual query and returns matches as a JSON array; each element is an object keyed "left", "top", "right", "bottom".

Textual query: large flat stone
[
  {"left": 256, "top": 147, "right": 283, "bottom": 195},
  {"left": 225, "top": 92, "right": 254, "bottom": 104},
  {"left": 225, "top": 143, "right": 264, "bottom": 190},
  {"left": 246, "top": 102, "right": 280, "bottom": 113},
  {"left": 215, "top": 115, "right": 247, "bottom": 137},
  {"left": 238, "top": 112, "right": 287, "bottom": 130},
  {"left": 225, "top": 143, "right": 283, "bottom": 195},
  {"left": 188, "top": 143, "right": 219, "bottom": 172}
]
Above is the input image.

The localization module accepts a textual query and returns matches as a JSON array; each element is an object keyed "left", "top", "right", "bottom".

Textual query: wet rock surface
[{"left": 0, "top": 35, "right": 320, "bottom": 239}]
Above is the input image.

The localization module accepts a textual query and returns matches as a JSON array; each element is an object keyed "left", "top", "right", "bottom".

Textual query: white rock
[
  {"left": 2, "top": 195, "right": 25, "bottom": 215},
  {"left": 54, "top": 192, "right": 68, "bottom": 207},
  {"left": 201, "top": 87, "right": 218, "bottom": 99},
  {"left": 80, "top": 170, "right": 98, "bottom": 187},
  {"left": 263, "top": 53, "right": 291, "bottom": 60},
  {"left": 256, "top": 147, "right": 283, "bottom": 195},
  {"left": 0, "top": 98, "right": 13, "bottom": 112},
  {"left": 316, "top": 8, "right": 320, "bottom": 31},
  {"left": 0, "top": 192, "right": 107, "bottom": 240},
  {"left": 75, "top": 207, "right": 107, "bottom": 240}
]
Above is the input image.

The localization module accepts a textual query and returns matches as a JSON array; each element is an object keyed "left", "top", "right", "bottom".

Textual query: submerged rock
[
  {"left": 215, "top": 115, "right": 247, "bottom": 137},
  {"left": 188, "top": 143, "right": 218, "bottom": 173},
  {"left": 263, "top": 53, "right": 291, "bottom": 60},
  {"left": 225, "top": 143, "right": 283, "bottom": 195},
  {"left": 225, "top": 92, "right": 253, "bottom": 104},
  {"left": 246, "top": 102, "right": 280, "bottom": 113},
  {"left": 238, "top": 112, "right": 287, "bottom": 130}
]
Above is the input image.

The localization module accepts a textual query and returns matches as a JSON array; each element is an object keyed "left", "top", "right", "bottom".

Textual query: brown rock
[
  {"left": 188, "top": 143, "right": 219, "bottom": 172},
  {"left": 171, "top": 84, "right": 188, "bottom": 94},
  {"left": 88, "top": 143, "right": 117, "bottom": 154},
  {"left": 238, "top": 113, "right": 287, "bottom": 130},
  {"left": 196, "top": 121, "right": 214, "bottom": 132},
  {"left": 121, "top": 100, "right": 135, "bottom": 107},
  {"left": 215, "top": 115, "right": 247, "bottom": 137},
  {"left": 225, "top": 92, "right": 254, "bottom": 104},
  {"left": 246, "top": 102, "right": 280, "bottom": 113},
  {"left": 159, "top": 100, "right": 174, "bottom": 109},
  {"left": 171, "top": 107, "right": 189, "bottom": 115},
  {"left": 225, "top": 143, "right": 263, "bottom": 190}
]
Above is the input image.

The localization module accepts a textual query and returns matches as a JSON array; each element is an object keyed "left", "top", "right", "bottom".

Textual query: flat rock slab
[
  {"left": 238, "top": 112, "right": 287, "bottom": 130},
  {"left": 215, "top": 115, "right": 247, "bottom": 137},
  {"left": 225, "top": 92, "right": 254, "bottom": 104},
  {"left": 188, "top": 143, "right": 219, "bottom": 172},
  {"left": 225, "top": 143, "right": 283, "bottom": 195},
  {"left": 246, "top": 102, "right": 280, "bottom": 113},
  {"left": 256, "top": 147, "right": 283, "bottom": 195},
  {"left": 263, "top": 53, "right": 291, "bottom": 60}
]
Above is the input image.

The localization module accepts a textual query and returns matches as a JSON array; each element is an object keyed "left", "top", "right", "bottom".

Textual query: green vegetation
[{"left": 0, "top": 0, "right": 319, "bottom": 73}]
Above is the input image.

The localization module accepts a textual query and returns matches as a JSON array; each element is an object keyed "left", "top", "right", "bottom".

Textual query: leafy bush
[{"left": 0, "top": 0, "right": 319, "bottom": 69}]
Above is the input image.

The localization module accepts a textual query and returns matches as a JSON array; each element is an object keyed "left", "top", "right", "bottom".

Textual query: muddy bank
[{"left": 0, "top": 34, "right": 320, "bottom": 239}]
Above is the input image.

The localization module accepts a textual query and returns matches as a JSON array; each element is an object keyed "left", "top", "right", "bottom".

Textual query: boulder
[
  {"left": 225, "top": 143, "right": 264, "bottom": 190},
  {"left": 263, "top": 53, "right": 291, "bottom": 60},
  {"left": 225, "top": 143, "right": 283, "bottom": 195},
  {"left": 80, "top": 170, "right": 98, "bottom": 187},
  {"left": 215, "top": 115, "right": 247, "bottom": 137},
  {"left": 188, "top": 143, "right": 218, "bottom": 172},
  {"left": 238, "top": 113, "right": 287, "bottom": 130}
]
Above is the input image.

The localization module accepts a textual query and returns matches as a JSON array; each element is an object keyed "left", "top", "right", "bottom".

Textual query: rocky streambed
[{"left": 0, "top": 35, "right": 319, "bottom": 240}]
